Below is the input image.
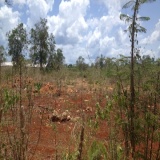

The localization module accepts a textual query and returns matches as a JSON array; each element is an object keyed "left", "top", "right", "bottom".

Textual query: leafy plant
[
  {"left": 7, "top": 23, "right": 27, "bottom": 68},
  {"left": 34, "top": 82, "right": 42, "bottom": 93},
  {"left": 120, "top": 0, "right": 156, "bottom": 158},
  {"left": 88, "top": 141, "right": 107, "bottom": 160}
]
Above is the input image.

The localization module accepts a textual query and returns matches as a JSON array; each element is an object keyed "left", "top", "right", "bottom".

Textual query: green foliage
[
  {"left": 46, "top": 48, "right": 65, "bottom": 71},
  {"left": 30, "top": 18, "right": 65, "bottom": 72},
  {"left": 76, "top": 56, "right": 88, "bottom": 71},
  {"left": 122, "top": 1, "right": 135, "bottom": 9},
  {"left": 120, "top": 0, "right": 151, "bottom": 34},
  {"left": 3, "top": 89, "right": 19, "bottom": 112},
  {"left": 62, "top": 151, "right": 79, "bottom": 160},
  {"left": 120, "top": 0, "right": 156, "bottom": 158},
  {"left": 116, "top": 144, "right": 124, "bottom": 160},
  {"left": 95, "top": 97, "right": 113, "bottom": 121},
  {"left": 7, "top": 23, "right": 27, "bottom": 67},
  {"left": 30, "top": 18, "right": 49, "bottom": 70},
  {"left": 95, "top": 54, "right": 106, "bottom": 69},
  {"left": 0, "top": 45, "right": 6, "bottom": 64},
  {"left": 34, "top": 82, "right": 42, "bottom": 93},
  {"left": 88, "top": 141, "right": 107, "bottom": 160}
]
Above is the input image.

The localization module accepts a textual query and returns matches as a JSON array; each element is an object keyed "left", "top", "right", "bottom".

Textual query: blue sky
[{"left": 0, "top": 0, "right": 160, "bottom": 64}]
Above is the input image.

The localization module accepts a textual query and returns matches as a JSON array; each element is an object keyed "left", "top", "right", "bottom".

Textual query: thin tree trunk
[
  {"left": 40, "top": 50, "right": 43, "bottom": 71},
  {"left": 130, "top": 0, "right": 139, "bottom": 158},
  {"left": 0, "top": 63, "right": 2, "bottom": 123},
  {"left": 77, "top": 124, "right": 84, "bottom": 160}
]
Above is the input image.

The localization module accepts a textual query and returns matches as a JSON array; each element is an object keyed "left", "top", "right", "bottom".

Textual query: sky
[{"left": 0, "top": 0, "right": 160, "bottom": 64}]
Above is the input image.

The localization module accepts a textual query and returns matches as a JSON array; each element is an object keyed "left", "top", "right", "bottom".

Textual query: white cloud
[
  {"left": 87, "top": 28, "right": 101, "bottom": 47},
  {"left": 13, "top": 0, "right": 26, "bottom": 5},
  {"left": 99, "top": 0, "right": 128, "bottom": 15},
  {"left": 0, "top": 0, "right": 159, "bottom": 63},
  {"left": 141, "top": 19, "right": 160, "bottom": 45},
  {"left": 26, "top": 0, "right": 54, "bottom": 27},
  {"left": 116, "top": 27, "right": 129, "bottom": 45},
  {"left": 66, "top": 16, "right": 88, "bottom": 42},
  {"left": 0, "top": 0, "right": 26, "bottom": 6},
  {"left": 80, "top": 0, "right": 129, "bottom": 60},
  {"left": 84, "top": 14, "right": 128, "bottom": 59},
  {"left": 47, "top": 0, "right": 89, "bottom": 45},
  {"left": 139, "top": 47, "right": 156, "bottom": 58},
  {"left": 59, "top": 0, "right": 89, "bottom": 18},
  {"left": 100, "top": 37, "right": 116, "bottom": 51},
  {"left": 0, "top": 0, "right": 5, "bottom": 4},
  {"left": 0, "top": 5, "right": 20, "bottom": 46},
  {"left": 57, "top": 44, "right": 88, "bottom": 64}
]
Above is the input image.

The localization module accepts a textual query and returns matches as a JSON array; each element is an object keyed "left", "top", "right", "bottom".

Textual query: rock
[
  {"left": 60, "top": 111, "right": 71, "bottom": 122},
  {"left": 51, "top": 115, "right": 61, "bottom": 122},
  {"left": 86, "top": 106, "right": 92, "bottom": 112},
  {"left": 71, "top": 116, "right": 80, "bottom": 122}
]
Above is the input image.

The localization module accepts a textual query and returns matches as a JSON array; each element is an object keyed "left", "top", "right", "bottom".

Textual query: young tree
[
  {"left": 47, "top": 48, "right": 65, "bottom": 71},
  {"left": 95, "top": 54, "right": 106, "bottom": 69},
  {"left": 54, "top": 48, "right": 65, "bottom": 71},
  {"left": 7, "top": 23, "right": 27, "bottom": 67},
  {"left": 46, "top": 33, "right": 56, "bottom": 70},
  {"left": 120, "top": 0, "right": 156, "bottom": 158},
  {"left": 30, "top": 18, "right": 49, "bottom": 70},
  {"left": 0, "top": 45, "right": 6, "bottom": 64},
  {"left": 0, "top": 45, "right": 6, "bottom": 85},
  {"left": 76, "top": 56, "right": 88, "bottom": 71}
]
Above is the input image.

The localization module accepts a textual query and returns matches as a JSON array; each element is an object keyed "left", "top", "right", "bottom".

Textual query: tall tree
[
  {"left": 76, "top": 56, "right": 88, "bottom": 71},
  {"left": 7, "top": 23, "right": 27, "bottom": 67},
  {"left": 120, "top": 0, "right": 156, "bottom": 158},
  {"left": 30, "top": 18, "right": 49, "bottom": 70},
  {"left": 95, "top": 54, "right": 106, "bottom": 69},
  {"left": 47, "top": 48, "right": 65, "bottom": 71},
  {"left": 55, "top": 48, "right": 65, "bottom": 70},
  {"left": 0, "top": 45, "right": 6, "bottom": 85},
  {"left": 46, "top": 33, "right": 56, "bottom": 70},
  {"left": 0, "top": 45, "right": 6, "bottom": 64}
]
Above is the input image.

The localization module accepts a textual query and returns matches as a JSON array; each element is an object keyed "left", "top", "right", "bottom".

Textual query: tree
[
  {"left": 120, "top": 0, "right": 156, "bottom": 158},
  {"left": 7, "top": 23, "right": 27, "bottom": 67},
  {"left": 0, "top": 45, "right": 6, "bottom": 85},
  {"left": 46, "top": 33, "right": 56, "bottom": 70},
  {"left": 95, "top": 54, "right": 106, "bottom": 69},
  {"left": 30, "top": 18, "right": 49, "bottom": 70},
  {"left": 46, "top": 48, "right": 65, "bottom": 71},
  {"left": 0, "top": 45, "right": 6, "bottom": 64},
  {"left": 54, "top": 48, "right": 65, "bottom": 71},
  {"left": 76, "top": 56, "right": 88, "bottom": 71}
]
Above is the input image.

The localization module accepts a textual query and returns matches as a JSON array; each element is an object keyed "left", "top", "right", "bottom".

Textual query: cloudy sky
[{"left": 0, "top": 0, "right": 160, "bottom": 64}]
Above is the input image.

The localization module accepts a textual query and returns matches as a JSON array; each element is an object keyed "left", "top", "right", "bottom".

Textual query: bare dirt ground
[
  {"left": 1, "top": 77, "right": 110, "bottom": 159},
  {"left": 1, "top": 75, "right": 160, "bottom": 159}
]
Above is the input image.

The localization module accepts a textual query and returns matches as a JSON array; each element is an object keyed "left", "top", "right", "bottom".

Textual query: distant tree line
[
  {"left": 6, "top": 18, "right": 64, "bottom": 71},
  {"left": 0, "top": 18, "right": 159, "bottom": 73}
]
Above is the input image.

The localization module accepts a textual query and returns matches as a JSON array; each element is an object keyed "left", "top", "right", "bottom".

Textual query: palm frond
[
  {"left": 120, "top": 14, "right": 132, "bottom": 23},
  {"left": 136, "top": 25, "right": 147, "bottom": 33},
  {"left": 122, "top": 0, "right": 135, "bottom": 9},
  {"left": 137, "top": 17, "right": 150, "bottom": 21},
  {"left": 139, "top": 0, "right": 156, "bottom": 4}
]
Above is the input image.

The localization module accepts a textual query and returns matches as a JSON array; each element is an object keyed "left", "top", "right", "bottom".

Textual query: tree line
[{"left": 2, "top": 18, "right": 64, "bottom": 71}]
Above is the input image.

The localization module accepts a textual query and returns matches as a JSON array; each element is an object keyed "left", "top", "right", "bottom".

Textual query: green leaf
[
  {"left": 122, "top": 0, "right": 135, "bottom": 9},
  {"left": 120, "top": 14, "right": 132, "bottom": 23},
  {"left": 140, "top": 0, "right": 156, "bottom": 4},
  {"left": 137, "top": 16, "right": 150, "bottom": 21},
  {"left": 88, "top": 141, "right": 107, "bottom": 160},
  {"left": 136, "top": 25, "right": 147, "bottom": 33}
]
